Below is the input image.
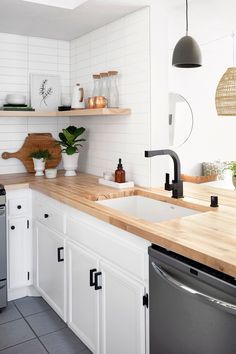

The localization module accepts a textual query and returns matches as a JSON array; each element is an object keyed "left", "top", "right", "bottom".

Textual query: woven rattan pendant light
[
  {"left": 172, "top": 0, "right": 202, "bottom": 68},
  {"left": 215, "top": 33, "right": 236, "bottom": 116}
]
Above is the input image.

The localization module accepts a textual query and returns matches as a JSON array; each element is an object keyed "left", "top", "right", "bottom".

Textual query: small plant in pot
[
  {"left": 226, "top": 161, "right": 236, "bottom": 189},
  {"left": 57, "top": 126, "right": 86, "bottom": 176},
  {"left": 30, "top": 149, "right": 52, "bottom": 176}
]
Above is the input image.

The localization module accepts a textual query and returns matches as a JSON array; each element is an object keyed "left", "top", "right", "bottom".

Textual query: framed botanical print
[{"left": 30, "top": 73, "right": 61, "bottom": 111}]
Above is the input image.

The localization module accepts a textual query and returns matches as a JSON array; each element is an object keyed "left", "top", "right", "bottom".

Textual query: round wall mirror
[{"left": 168, "top": 92, "right": 194, "bottom": 148}]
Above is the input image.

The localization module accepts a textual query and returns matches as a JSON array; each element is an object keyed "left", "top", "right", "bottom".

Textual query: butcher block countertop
[{"left": 2, "top": 172, "right": 236, "bottom": 277}]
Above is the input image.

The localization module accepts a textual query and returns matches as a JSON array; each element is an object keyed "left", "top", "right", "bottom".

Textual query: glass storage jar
[
  {"left": 100, "top": 72, "right": 109, "bottom": 99},
  {"left": 108, "top": 71, "right": 119, "bottom": 108},
  {"left": 92, "top": 74, "right": 101, "bottom": 97}
]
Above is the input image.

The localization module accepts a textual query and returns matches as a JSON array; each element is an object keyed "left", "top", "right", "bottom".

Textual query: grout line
[
  {"left": 11, "top": 297, "right": 90, "bottom": 353},
  {"left": 0, "top": 338, "right": 38, "bottom": 353},
  {"left": 23, "top": 307, "right": 55, "bottom": 318},
  {"left": 0, "top": 317, "right": 22, "bottom": 327},
  {"left": 13, "top": 299, "right": 50, "bottom": 317},
  {"left": 38, "top": 325, "right": 68, "bottom": 339},
  {"left": 21, "top": 313, "right": 50, "bottom": 354},
  {"left": 12, "top": 298, "right": 69, "bottom": 353},
  {"left": 79, "top": 348, "right": 92, "bottom": 353}
]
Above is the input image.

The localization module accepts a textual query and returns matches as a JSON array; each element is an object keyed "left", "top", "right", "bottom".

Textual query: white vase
[
  {"left": 62, "top": 152, "right": 79, "bottom": 176},
  {"left": 33, "top": 158, "right": 45, "bottom": 176},
  {"left": 232, "top": 176, "right": 236, "bottom": 189}
]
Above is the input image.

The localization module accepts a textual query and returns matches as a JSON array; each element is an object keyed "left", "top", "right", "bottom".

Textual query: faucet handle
[
  {"left": 165, "top": 173, "right": 172, "bottom": 191},
  {"left": 165, "top": 173, "right": 170, "bottom": 184}
]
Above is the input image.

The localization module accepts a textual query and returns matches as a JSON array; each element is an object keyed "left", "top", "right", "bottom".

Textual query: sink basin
[{"left": 97, "top": 195, "right": 200, "bottom": 223}]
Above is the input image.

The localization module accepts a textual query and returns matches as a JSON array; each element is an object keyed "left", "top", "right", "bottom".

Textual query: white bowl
[
  {"left": 45, "top": 168, "right": 57, "bottom": 179},
  {"left": 6, "top": 94, "right": 26, "bottom": 105}
]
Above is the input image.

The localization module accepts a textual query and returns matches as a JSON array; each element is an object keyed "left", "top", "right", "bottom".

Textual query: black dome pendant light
[{"left": 172, "top": 0, "right": 202, "bottom": 68}]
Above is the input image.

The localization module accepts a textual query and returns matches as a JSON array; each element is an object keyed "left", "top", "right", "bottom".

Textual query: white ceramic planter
[
  {"left": 232, "top": 176, "right": 236, "bottom": 189},
  {"left": 62, "top": 152, "right": 79, "bottom": 176},
  {"left": 33, "top": 158, "right": 45, "bottom": 176}
]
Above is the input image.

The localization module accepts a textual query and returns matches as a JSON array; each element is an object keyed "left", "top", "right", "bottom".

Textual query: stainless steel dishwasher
[
  {"left": 0, "top": 184, "right": 6, "bottom": 310},
  {"left": 149, "top": 244, "right": 236, "bottom": 354}
]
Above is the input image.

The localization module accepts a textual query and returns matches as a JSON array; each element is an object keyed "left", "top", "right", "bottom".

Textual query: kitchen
[{"left": 0, "top": 1, "right": 236, "bottom": 354}]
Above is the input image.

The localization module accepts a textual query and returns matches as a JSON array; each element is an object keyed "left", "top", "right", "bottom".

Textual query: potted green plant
[
  {"left": 30, "top": 149, "right": 52, "bottom": 176},
  {"left": 56, "top": 126, "right": 86, "bottom": 176},
  {"left": 226, "top": 161, "right": 236, "bottom": 189}
]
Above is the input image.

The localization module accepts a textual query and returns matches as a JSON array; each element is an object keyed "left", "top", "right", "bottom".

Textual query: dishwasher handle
[
  {"left": 152, "top": 261, "right": 236, "bottom": 315},
  {"left": 0, "top": 205, "right": 5, "bottom": 216}
]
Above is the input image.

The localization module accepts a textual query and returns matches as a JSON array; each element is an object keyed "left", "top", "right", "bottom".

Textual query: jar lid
[
  {"left": 100, "top": 72, "right": 108, "bottom": 77},
  {"left": 93, "top": 74, "right": 101, "bottom": 79},
  {"left": 108, "top": 70, "right": 118, "bottom": 76}
]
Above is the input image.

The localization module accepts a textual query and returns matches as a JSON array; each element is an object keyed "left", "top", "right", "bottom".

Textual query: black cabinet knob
[
  {"left": 57, "top": 247, "right": 64, "bottom": 262},
  {"left": 17, "top": 205, "right": 22, "bottom": 209},
  {"left": 94, "top": 272, "right": 102, "bottom": 290},
  {"left": 210, "top": 196, "right": 219, "bottom": 208},
  {"left": 89, "top": 269, "right": 97, "bottom": 287},
  {"left": 11, "top": 226, "right": 15, "bottom": 230},
  {"left": 44, "top": 214, "right": 49, "bottom": 218}
]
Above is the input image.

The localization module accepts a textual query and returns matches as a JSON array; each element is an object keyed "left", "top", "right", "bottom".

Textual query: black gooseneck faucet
[{"left": 144, "top": 149, "right": 184, "bottom": 198}]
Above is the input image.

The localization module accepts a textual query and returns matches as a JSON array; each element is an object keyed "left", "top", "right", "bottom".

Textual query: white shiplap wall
[
  {"left": 70, "top": 8, "right": 151, "bottom": 186},
  {"left": 0, "top": 33, "right": 70, "bottom": 174},
  {"left": 0, "top": 8, "right": 151, "bottom": 182}
]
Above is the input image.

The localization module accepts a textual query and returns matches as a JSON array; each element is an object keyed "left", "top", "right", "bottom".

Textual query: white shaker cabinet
[
  {"left": 8, "top": 217, "right": 31, "bottom": 290},
  {"left": 30, "top": 190, "right": 150, "bottom": 353},
  {"left": 99, "top": 260, "right": 146, "bottom": 354},
  {"left": 66, "top": 210, "right": 149, "bottom": 354},
  {"left": 67, "top": 241, "right": 99, "bottom": 353},
  {"left": 67, "top": 240, "right": 146, "bottom": 354},
  {"left": 7, "top": 189, "right": 32, "bottom": 301},
  {"left": 35, "top": 221, "right": 66, "bottom": 320}
]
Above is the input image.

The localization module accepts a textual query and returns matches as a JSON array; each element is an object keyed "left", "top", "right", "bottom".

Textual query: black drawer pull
[
  {"left": 44, "top": 214, "right": 49, "bottom": 218},
  {"left": 11, "top": 225, "right": 15, "bottom": 230},
  {"left": 17, "top": 205, "right": 22, "bottom": 209},
  {"left": 89, "top": 269, "right": 97, "bottom": 287},
  {"left": 94, "top": 271, "right": 102, "bottom": 290},
  {"left": 57, "top": 247, "right": 64, "bottom": 262}
]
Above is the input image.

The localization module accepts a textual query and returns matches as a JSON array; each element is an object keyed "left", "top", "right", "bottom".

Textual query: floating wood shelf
[
  {"left": 0, "top": 111, "right": 58, "bottom": 117},
  {"left": 0, "top": 108, "right": 131, "bottom": 117}
]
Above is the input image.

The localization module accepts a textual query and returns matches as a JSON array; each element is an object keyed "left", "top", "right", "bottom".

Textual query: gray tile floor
[{"left": 0, "top": 297, "right": 92, "bottom": 354}]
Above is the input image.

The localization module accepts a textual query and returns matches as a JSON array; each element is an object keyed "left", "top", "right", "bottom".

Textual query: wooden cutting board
[{"left": 2, "top": 133, "right": 61, "bottom": 172}]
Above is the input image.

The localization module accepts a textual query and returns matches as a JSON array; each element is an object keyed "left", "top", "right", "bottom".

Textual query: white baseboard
[{"left": 8, "top": 285, "right": 40, "bottom": 301}]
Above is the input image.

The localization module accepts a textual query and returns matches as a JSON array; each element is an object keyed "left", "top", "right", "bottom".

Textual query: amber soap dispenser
[{"left": 115, "top": 158, "right": 126, "bottom": 183}]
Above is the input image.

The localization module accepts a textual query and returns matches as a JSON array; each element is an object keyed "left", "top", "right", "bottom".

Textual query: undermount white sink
[{"left": 97, "top": 195, "right": 201, "bottom": 223}]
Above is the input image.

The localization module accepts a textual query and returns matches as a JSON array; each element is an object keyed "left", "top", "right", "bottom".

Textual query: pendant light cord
[{"left": 186, "top": 0, "right": 189, "bottom": 36}]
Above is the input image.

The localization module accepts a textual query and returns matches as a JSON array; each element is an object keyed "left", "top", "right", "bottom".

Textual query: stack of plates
[
  {"left": 6, "top": 94, "right": 26, "bottom": 105},
  {"left": 1, "top": 94, "right": 34, "bottom": 111}
]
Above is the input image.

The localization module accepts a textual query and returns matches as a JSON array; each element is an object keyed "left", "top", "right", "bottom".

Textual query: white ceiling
[
  {"left": 169, "top": 0, "right": 236, "bottom": 47},
  {"left": 0, "top": 0, "right": 149, "bottom": 40},
  {"left": 22, "top": 0, "right": 88, "bottom": 10}
]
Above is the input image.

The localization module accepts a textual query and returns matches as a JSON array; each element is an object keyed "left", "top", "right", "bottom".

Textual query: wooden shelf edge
[
  {"left": 0, "top": 111, "right": 57, "bottom": 117},
  {"left": 0, "top": 108, "right": 131, "bottom": 117},
  {"left": 61, "top": 108, "right": 132, "bottom": 116}
]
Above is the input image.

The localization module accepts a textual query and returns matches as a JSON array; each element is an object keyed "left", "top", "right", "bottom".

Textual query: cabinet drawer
[
  {"left": 34, "top": 202, "right": 65, "bottom": 234},
  {"left": 8, "top": 197, "right": 29, "bottom": 217},
  {"left": 67, "top": 216, "right": 148, "bottom": 282}
]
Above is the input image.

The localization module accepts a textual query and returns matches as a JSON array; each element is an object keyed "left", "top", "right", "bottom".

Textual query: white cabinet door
[
  {"left": 99, "top": 261, "right": 146, "bottom": 354},
  {"left": 67, "top": 241, "right": 99, "bottom": 353},
  {"left": 36, "top": 222, "right": 65, "bottom": 319},
  {"left": 8, "top": 218, "right": 31, "bottom": 289}
]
